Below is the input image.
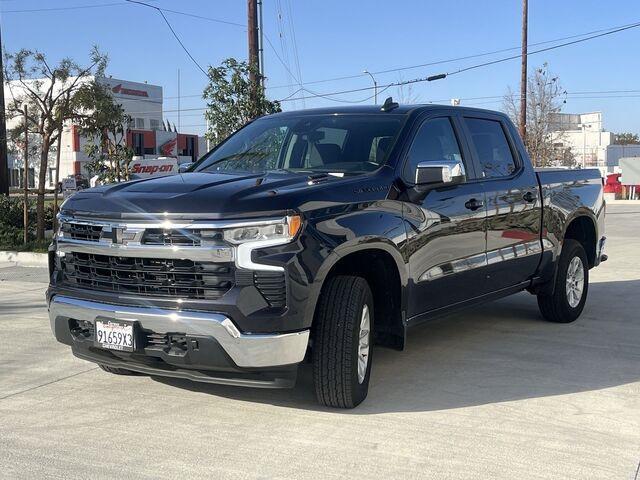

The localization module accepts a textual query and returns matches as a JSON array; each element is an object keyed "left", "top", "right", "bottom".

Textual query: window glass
[
  {"left": 465, "top": 118, "right": 517, "bottom": 178},
  {"left": 404, "top": 117, "right": 464, "bottom": 181},
  {"left": 196, "top": 115, "right": 404, "bottom": 175}
]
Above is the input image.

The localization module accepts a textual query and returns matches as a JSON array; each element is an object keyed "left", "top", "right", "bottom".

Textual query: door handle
[
  {"left": 522, "top": 191, "right": 537, "bottom": 203},
  {"left": 464, "top": 198, "right": 484, "bottom": 211}
]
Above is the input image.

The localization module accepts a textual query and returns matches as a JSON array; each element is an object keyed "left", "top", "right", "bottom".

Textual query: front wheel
[
  {"left": 312, "top": 275, "right": 374, "bottom": 408},
  {"left": 537, "top": 239, "right": 589, "bottom": 323}
]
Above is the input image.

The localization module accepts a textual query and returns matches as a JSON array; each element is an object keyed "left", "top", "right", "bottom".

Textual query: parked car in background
[
  {"left": 47, "top": 101, "right": 606, "bottom": 408},
  {"left": 58, "top": 174, "right": 89, "bottom": 194}
]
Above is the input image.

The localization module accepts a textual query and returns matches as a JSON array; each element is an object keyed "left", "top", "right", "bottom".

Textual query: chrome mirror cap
[{"left": 415, "top": 161, "right": 466, "bottom": 185}]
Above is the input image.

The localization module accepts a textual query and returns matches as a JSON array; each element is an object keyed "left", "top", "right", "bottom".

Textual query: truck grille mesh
[
  {"left": 60, "top": 252, "right": 234, "bottom": 300},
  {"left": 62, "top": 223, "right": 103, "bottom": 242},
  {"left": 142, "top": 229, "right": 204, "bottom": 247}
]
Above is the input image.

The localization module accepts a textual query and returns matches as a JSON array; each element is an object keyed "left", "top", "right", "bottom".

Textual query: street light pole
[{"left": 363, "top": 70, "right": 377, "bottom": 104}]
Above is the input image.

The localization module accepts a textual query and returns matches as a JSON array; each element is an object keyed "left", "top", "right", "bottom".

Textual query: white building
[
  {"left": 551, "top": 111, "right": 640, "bottom": 175},
  {"left": 5, "top": 76, "right": 206, "bottom": 189}
]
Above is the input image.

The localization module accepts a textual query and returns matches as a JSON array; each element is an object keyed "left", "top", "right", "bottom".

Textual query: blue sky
[{"left": 2, "top": 0, "right": 639, "bottom": 136}]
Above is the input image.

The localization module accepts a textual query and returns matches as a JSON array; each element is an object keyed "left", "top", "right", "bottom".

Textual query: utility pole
[
  {"left": 23, "top": 104, "right": 28, "bottom": 245},
  {"left": 519, "top": 0, "right": 528, "bottom": 143},
  {"left": 247, "top": 0, "right": 260, "bottom": 111},
  {"left": 257, "top": 0, "right": 265, "bottom": 87},
  {"left": 0, "top": 24, "right": 10, "bottom": 196},
  {"left": 177, "top": 68, "right": 181, "bottom": 133}
]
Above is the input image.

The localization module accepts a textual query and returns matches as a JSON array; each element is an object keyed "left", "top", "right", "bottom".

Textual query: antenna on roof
[{"left": 380, "top": 97, "right": 399, "bottom": 112}]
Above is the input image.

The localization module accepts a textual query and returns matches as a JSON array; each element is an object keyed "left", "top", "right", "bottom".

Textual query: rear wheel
[
  {"left": 98, "top": 364, "right": 141, "bottom": 375},
  {"left": 537, "top": 239, "right": 589, "bottom": 323},
  {"left": 312, "top": 275, "right": 373, "bottom": 408}
]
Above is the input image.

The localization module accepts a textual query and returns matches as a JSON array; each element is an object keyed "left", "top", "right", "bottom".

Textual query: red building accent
[
  {"left": 71, "top": 125, "right": 80, "bottom": 152},
  {"left": 178, "top": 133, "right": 198, "bottom": 158},
  {"left": 126, "top": 129, "right": 156, "bottom": 153}
]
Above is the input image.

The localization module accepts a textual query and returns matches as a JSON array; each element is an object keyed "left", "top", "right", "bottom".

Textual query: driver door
[{"left": 402, "top": 114, "right": 488, "bottom": 320}]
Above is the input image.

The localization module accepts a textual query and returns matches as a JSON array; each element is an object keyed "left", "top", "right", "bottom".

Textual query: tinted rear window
[{"left": 465, "top": 118, "right": 517, "bottom": 178}]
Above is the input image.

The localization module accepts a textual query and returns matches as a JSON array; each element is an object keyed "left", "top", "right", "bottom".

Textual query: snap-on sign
[
  {"left": 131, "top": 163, "right": 175, "bottom": 174},
  {"left": 129, "top": 158, "right": 179, "bottom": 178}
]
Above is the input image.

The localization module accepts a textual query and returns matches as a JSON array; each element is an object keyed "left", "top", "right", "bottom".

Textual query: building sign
[
  {"left": 159, "top": 138, "right": 178, "bottom": 156},
  {"left": 156, "top": 131, "right": 177, "bottom": 157},
  {"left": 97, "top": 77, "right": 162, "bottom": 103},
  {"left": 111, "top": 84, "right": 148, "bottom": 97},
  {"left": 130, "top": 158, "right": 178, "bottom": 178}
]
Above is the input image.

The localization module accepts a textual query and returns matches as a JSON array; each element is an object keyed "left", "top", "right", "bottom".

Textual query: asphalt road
[{"left": 1, "top": 205, "right": 639, "bottom": 480}]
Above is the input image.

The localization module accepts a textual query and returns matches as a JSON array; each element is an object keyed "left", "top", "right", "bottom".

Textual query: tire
[
  {"left": 98, "top": 364, "right": 140, "bottom": 375},
  {"left": 537, "top": 239, "right": 589, "bottom": 323},
  {"left": 312, "top": 275, "right": 374, "bottom": 408}
]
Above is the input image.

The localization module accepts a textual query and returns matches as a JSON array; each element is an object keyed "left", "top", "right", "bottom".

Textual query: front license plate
[{"left": 95, "top": 320, "right": 135, "bottom": 352}]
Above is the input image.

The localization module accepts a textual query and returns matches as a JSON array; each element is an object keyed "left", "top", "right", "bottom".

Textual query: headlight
[
  {"left": 223, "top": 215, "right": 302, "bottom": 245},
  {"left": 224, "top": 215, "right": 302, "bottom": 272}
]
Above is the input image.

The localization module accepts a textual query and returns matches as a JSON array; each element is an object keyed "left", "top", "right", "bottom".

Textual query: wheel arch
[
  {"left": 562, "top": 212, "right": 598, "bottom": 268},
  {"left": 305, "top": 241, "right": 408, "bottom": 350}
]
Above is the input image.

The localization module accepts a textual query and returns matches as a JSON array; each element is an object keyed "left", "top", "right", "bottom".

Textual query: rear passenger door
[{"left": 461, "top": 114, "right": 542, "bottom": 292}]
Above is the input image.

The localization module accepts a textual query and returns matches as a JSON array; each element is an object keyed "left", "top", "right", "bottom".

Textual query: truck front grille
[
  {"left": 63, "top": 223, "right": 103, "bottom": 242},
  {"left": 60, "top": 252, "right": 234, "bottom": 300},
  {"left": 142, "top": 229, "right": 204, "bottom": 247}
]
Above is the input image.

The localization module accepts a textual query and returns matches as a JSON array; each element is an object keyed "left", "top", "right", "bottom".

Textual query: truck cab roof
[{"left": 267, "top": 103, "right": 506, "bottom": 118}]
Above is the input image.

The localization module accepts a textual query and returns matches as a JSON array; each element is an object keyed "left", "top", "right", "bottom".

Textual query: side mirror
[
  {"left": 178, "top": 162, "right": 194, "bottom": 173},
  {"left": 415, "top": 161, "right": 465, "bottom": 186}
]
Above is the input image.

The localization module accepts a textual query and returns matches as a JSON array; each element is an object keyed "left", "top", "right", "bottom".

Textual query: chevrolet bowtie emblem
[{"left": 112, "top": 227, "right": 124, "bottom": 244}]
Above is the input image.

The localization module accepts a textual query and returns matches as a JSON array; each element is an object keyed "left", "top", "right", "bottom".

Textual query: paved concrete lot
[{"left": 1, "top": 204, "right": 639, "bottom": 479}]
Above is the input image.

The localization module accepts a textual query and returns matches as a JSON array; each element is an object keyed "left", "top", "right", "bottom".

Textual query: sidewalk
[{"left": 0, "top": 251, "right": 48, "bottom": 268}]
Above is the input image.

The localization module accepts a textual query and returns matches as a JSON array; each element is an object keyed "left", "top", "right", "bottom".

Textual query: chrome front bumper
[{"left": 48, "top": 295, "right": 309, "bottom": 369}]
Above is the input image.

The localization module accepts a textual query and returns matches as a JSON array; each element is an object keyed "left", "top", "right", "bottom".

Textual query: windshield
[{"left": 194, "top": 114, "right": 405, "bottom": 175}]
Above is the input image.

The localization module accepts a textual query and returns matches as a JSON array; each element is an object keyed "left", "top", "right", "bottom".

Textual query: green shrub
[
  {"left": 0, "top": 196, "right": 31, "bottom": 229},
  {"left": 0, "top": 196, "right": 56, "bottom": 251}
]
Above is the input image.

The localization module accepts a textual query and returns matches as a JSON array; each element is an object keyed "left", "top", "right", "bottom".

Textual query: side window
[
  {"left": 404, "top": 117, "right": 464, "bottom": 182},
  {"left": 464, "top": 118, "right": 517, "bottom": 178}
]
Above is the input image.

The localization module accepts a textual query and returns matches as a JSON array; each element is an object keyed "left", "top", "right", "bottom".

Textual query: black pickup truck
[{"left": 48, "top": 101, "right": 606, "bottom": 408}]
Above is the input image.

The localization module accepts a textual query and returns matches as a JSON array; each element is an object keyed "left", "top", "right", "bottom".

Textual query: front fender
[{"left": 302, "top": 205, "right": 409, "bottom": 328}]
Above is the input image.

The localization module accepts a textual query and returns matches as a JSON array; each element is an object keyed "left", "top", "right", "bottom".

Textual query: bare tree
[
  {"left": 503, "top": 63, "right": 567, "bottom": 167},
  {"left": 395, "top": 75, "right": 421, "bottom": 104},
  {"left": 3, "top": 47, "right": 107, "bottom": 239}
]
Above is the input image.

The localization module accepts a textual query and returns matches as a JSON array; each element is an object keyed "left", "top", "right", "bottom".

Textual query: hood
[{"left": 60, "top": 171, "right": 365, "bottom": 220}]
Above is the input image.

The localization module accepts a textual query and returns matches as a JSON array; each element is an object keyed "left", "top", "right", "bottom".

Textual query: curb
[
  {"left": 0, "top": 251, "right": 49, "bottom": 268},
  {"left": 607, "top": 199, "right": 640, "bottom": 205}
]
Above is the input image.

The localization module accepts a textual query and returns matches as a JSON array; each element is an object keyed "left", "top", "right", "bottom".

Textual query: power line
[
  {"left": 263, "top": 34, "right": 300, "bottom": 86},
  {"left": 120, "top": 89, "right": 640, "bottom": 117},
  {"left": 151, "top": 6, "right": 244, "bottom": 28},
  {"left": 124, "top": 0, "right": 209, "bottom": 79},
  {"left": 274, "top": 20, "right": 640, "bottom": 104},
  {"left": 265, "top": 19, "right": 640, "bottom": 90},
  {"left": 446, "top": 20, "right": 640, "bottom": 78},
  {"left": 109, "top": 13, "right": 640, "bottom": 107},
  {"left": 2, "top": 2, "right": 126, "bottom": 13},
  {"left": 273, "top": 0, "right": 298, "bottom": 108},
  {"left": 284, "top": 0, "right": 304, "bottom": 107}
]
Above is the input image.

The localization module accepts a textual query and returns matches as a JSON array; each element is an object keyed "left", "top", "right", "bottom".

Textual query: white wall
[{"left": 97, "top": 77, "right": 163, "bottom": 130}]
